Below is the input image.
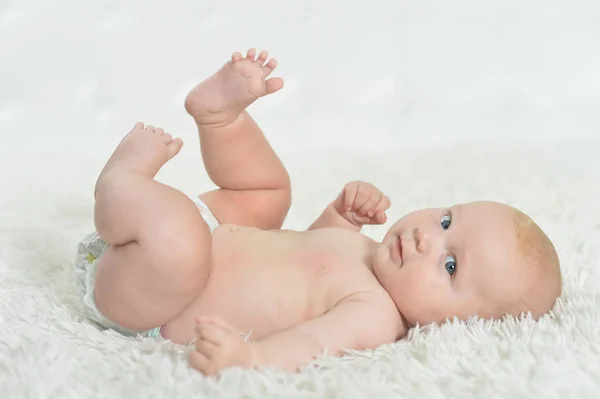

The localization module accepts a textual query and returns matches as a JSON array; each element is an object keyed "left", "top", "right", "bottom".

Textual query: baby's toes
[
  {"left": 245, "top": 48, "right": 257, "bottom": 60},
  {"left": 161, "top": 132, "right": 173, "bottom": 144},
  {"left": 166, "top": 138, "right": 183, "bottom": 159},
  {"left": 256, "top": 50, "right": 269, "bottom": 65},
  {"left": 264, "top": 77, "right": 284, "bottom": 95},
  {"left": 231, "top": 52, "right": 243, "bottom": 63},
  {"left": 131, "top": 121, "right": 145, "bottom": 132},
  {"left": 262, "top": 58, "right": 278, "bottom": 77}
]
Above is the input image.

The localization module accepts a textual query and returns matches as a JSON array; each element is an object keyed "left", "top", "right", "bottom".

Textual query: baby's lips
[
  {"left": 398, "top": 235, "right": 403, "bottom": 260},
  {"left": 390, "top": 235, "right": 403, "bottom": 265}
]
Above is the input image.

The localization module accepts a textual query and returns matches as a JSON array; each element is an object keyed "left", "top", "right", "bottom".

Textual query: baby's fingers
[
  {"left": 196, "top": 318, "right": 229, "bottom": 345},
  {"left": 189, "top": 350, "right": 215, "bottom": 376},
  {"left": 343, "top": 182, "right": 360, "bottom": 211},
  {"left": 207, "top": 316, "right": 238, "bottom": 334},
  {"left": 367, "top": 194, "right": 391, "bottom": 217},
  {"left": 373, "top": 210, "right": 387, "bottom": 224},
  {"left": 358, "top": 190, "right": 382, "bottom": 216},
  {"left": 354, "top": 189, "right": 374, "bottom": 214},
  {"left": 195, "top": 338, "right": 219, "bottom": 358}
]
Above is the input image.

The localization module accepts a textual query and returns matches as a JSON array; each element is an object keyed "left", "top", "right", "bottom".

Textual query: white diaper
[
  {"left": 73, "top": 196, "right": 219, "bottom": 339},
  {"left": 192, "top": 196, "right": 220, "bottom": 233}
]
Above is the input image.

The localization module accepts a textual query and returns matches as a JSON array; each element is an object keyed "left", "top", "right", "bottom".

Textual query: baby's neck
[
  {"left": 359, "top": 235, "right": 384, "bottom": 275},
  {"left": 361, "top": 235, "right": 411, "bottom": 340},
  {"left": 332, "top": 230, "right": 409, "bottom": 340}
]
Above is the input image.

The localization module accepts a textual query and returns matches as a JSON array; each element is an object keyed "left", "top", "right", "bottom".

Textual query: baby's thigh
[
  {"left": 200, "top": 188, "right": 290, "bottom": 230},
  {"left": 94, "top": 216, "right": 212, "bottom": 331}
]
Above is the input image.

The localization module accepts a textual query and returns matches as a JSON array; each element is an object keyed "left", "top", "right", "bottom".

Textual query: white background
[
  {"left": 1, "top": 3, "right": 600, "bottom": 396},
  {"left": 1, "top": 0, "right": 599, "bottom": 156}
]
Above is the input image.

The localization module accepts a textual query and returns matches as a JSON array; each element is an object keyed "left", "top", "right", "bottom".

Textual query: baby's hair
[
  {"left": 512, "top": 209, "right": 560, "bottom": 276},
  {"left": 510, "top": 207, "right": 562, "bottom": 317}
]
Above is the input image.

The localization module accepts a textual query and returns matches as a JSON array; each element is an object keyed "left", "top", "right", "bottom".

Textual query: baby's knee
[
  {"left": 271, "top": 188, "right": 292, "bottom": 228},
  {"left": 256, "top": 188, "right": 292, "bottom": 229}
]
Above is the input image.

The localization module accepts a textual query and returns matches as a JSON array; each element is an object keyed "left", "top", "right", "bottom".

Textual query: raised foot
[
  {"left": 94, "top": 122, "right": 183, "bottom": 196},
  {"left": 184, "top": 48, "right": 284, "bottom": 126}
]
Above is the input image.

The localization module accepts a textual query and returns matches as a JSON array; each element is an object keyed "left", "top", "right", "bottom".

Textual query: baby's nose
[{"left": 413, "top": 228, "right": 430, "bottom": 253}]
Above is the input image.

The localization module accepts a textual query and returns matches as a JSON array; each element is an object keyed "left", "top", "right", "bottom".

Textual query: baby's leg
[
  {"left": 92, "top": 123, "right": 212, "bottom": 331},
  {"left": 185, "top": 48, "right": 291, "bottom": 229}
]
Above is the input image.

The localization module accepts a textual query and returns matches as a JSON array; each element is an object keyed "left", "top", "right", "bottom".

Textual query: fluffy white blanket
[{"left": 1, "top": 139, "right": 598, "bottom": 398}]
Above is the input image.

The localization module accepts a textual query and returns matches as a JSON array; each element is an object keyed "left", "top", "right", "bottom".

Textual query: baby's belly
[{"left": 161, "top": 225, "right": 339, "bottom": 344}]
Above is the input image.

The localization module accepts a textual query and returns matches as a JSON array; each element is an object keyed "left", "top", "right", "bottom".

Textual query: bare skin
[
  {"left": 185, "top": 48, "right": 291, "bottom": 230},
  {"left": 91, "top": 48, "right": 560, "bottom": 376},
  {"left": 92, "top": 49, "right": 402, "bottom": 369}
]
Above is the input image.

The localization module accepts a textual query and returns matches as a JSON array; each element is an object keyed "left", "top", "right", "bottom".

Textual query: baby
[{"left": 74, "top": 48, "right": 562, "bottom": 376}]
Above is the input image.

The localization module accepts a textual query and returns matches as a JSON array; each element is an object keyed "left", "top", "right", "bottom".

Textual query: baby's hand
[
  {"left": 189, "top": 316, "right": 254, "bottom": 376},
  {"left": 334, "top": 181, "right": 390, "bottom": 226}
]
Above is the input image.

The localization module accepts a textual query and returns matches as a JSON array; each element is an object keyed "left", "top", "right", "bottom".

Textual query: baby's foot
[
  {"left": 184, "top": 48, "right": 284, "bottom": 127},
  {"left": 94, "top": 122, "right": 183, "bottom": 195}
]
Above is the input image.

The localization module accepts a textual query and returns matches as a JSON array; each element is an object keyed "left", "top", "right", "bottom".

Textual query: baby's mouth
[{"left": 391, "top": 235, "right": 403, "bottom": 266}]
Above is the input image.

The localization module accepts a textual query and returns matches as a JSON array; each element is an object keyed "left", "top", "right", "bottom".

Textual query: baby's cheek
[
  {"left": 391, "top": 284, "right": 424, "bottom": 326},
  {"left": 395, "top": 269, "right": 429, "bottom": 306},
  {"left": 374, "top": 244, "right": 392, "bottom": 268}
]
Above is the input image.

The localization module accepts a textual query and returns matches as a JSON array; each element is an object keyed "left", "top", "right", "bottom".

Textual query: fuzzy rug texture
[
  {"left": 2, "top": 1, "right": 600, "bottom": 396},
  {"left": 0, "top": 140, "right": 599, "bottom": 398}
]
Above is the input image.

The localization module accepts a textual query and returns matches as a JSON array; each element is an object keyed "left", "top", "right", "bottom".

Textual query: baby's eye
[
  {"left": 440, "top": 211, "right": 452, "bottom": 230},
  {"left": 445, "top": 254, "right": 457, "bottom": 276}
]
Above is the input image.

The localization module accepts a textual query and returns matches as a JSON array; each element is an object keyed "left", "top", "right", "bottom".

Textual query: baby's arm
[
  {"left": 190, "top": 293, "right": 401, "bottom": 375},
  {"left": 249, "top": 294, "right": 400, "bottom": 371},
  {"left": 307, "top": 202, "right": 354, "bottom": 230},
  {"left": 308, "top": 181, "right": 390, "bottom": 231}
]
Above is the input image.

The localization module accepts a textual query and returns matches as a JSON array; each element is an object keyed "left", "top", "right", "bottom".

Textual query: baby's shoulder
[
  {"left": 330, "top": 289, "right": 404, "bottom": 345},
  {"left": 339, "top": 287, "right": 400, "bottom": 317}
]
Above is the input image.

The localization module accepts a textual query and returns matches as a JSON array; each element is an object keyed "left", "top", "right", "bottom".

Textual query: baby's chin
[
  {"left": 372, "top": 243, "right": 401, "bottom": 284},
  {"left": 374, "top": 243, "right": 392, "bottom": 266}
]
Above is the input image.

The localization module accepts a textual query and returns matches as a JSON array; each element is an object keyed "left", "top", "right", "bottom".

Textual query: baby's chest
[
  {"left": 216, "top": 240, "right": 368, "bottom": 306},
  {"left": 207, "top": 228, "right": 376, "bottom": 321},
  {"left": 282, "top": 246, "right": 380, "bottom": 311}
]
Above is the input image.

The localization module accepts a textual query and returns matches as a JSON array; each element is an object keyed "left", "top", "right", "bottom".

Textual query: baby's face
[{"left": 373, "top": 201, "right": 526, "bottom": 326}]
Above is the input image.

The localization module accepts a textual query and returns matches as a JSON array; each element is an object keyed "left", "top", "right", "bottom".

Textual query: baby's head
[{"left": 373, "top": 201, "right": 562, "bottom": 327}]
